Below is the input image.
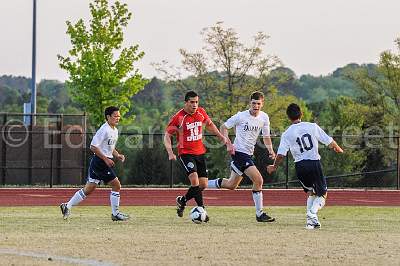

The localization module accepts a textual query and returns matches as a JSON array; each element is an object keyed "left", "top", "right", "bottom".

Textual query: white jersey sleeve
[
  {"left": 90, "top": 127, "right": 106, "bottom": 148},
  {"left": 277, "top": 132, "right": 290, "bottom": 156},
  {"left": 224, "top": 112, "right": 240, "bottom": 129},
  {"left": 90, "top": 123, "right": 118, "bottom": 158},
  {"left": 315, "top": 124, "right": 333, "bottom": 146}
]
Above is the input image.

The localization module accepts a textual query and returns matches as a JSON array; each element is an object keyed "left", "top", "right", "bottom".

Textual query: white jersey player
[
  {"left": 267, "top": 103, "right": 343, "bottom": 229},
  {"left": 208, "top": 91, "right": 276, "bottom": 222},
  {"left": 60, "top": 106, "right": 129, "bottom": 221}
]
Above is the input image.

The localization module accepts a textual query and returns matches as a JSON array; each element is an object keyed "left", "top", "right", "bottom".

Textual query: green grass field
[{"left": 1, "top": 206, "right": 400, "bottom": 265}]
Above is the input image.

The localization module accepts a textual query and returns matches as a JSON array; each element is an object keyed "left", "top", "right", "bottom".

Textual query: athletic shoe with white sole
[
  {"left": 111, "top": 212, "right": 130, "bottom": 221},
  {"left": 60, "top": 203, "right": 70, "bottom": 220}
]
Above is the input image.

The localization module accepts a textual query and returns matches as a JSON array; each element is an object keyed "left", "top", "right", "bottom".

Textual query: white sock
[
  {"left": 67, "top": 189, "right": 86, "bottom": 209},
  {"left": 207, "top": 179, "right": 220, "bottom": 188},
  {"left": 110, "top": 191, "right": 120, "bottom": 215},
  {"left": 306, "top": 195, "right": 316, "bottom": 214},
  {"left": 252, "top": 191, "right": 263, "bottom": 217},
  {"left": 310, "top": 196, "right": 326, "bottom": 215}
]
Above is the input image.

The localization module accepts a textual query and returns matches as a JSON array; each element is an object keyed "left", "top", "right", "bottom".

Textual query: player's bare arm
[
  {"left": 90, "top": 145, "right": 115, "bottom": 167},
  {"left": 207, "top": 122, "right": 234, "bottom": 154},
  {"left": 221, "top": 124, "right": 235, "bottom": 155},
  {"left": 112, "top": 149, "right": 125, "bottom": 162},
  {"left": 163, "top": 132, "right": 177, "bottom": 160},
  {"left": 267, "top": 154, "right": 285, "bottom": 174},
  {"left": 328, "top": 140, "right": 344, "bottom": 153},
  {"left": 263, "top": 136, "right": 276, "bottom": 159}
]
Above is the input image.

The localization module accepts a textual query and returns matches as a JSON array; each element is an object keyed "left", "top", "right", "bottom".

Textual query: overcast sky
[{"left": 1, "top": 0, "right": 399, "bottom": 82}]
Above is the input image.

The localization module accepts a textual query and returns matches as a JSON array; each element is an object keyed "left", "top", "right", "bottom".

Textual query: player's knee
[
  {"left": 83, "top": 186, "right": 95, "bottom": 195},
  {"left": 253, "top": 177, "right": 263, "bottom": 188}
]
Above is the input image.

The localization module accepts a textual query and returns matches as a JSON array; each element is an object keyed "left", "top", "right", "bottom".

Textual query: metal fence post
[
  {"left": 170, "top": 160, "right": 173, "bottom": 188},
  {"left": 82, "top": 112, "right": 87, "bottom": 184},
  {"left": 397, "top": 136, "right": 399, "bottom": 190},
  {"left": 28, "top": 113, "right": 33, "bottom": 185},
  {"left": 49, "top": 133, "right": 54, "bottom": 188},
  {"left": 1, "top": 113, "right": 7, "bottom": 185},
  {"left": 285, "top": 156, "right": 289, "bottom": 189}
]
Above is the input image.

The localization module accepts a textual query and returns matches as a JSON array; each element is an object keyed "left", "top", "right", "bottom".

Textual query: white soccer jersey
[
  {"left": 90, "top": 122, "right": 118, "bottom": 158},
  {"left": 224, "top": 110, "right": 271, "bottom": 155},
  {"left": 277, "top": 122, "right": 333, "bottom": 162}
]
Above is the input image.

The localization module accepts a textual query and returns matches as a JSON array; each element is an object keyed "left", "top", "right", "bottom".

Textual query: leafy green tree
[
  {"left": 344, "top": 39, "right": 400, "bottom": 187},
  {"left": 58, "top": 0, "right": 147, "bottom": 127},
  {"left": 155, "top": 21, "right": 281, "bottom": 121}
]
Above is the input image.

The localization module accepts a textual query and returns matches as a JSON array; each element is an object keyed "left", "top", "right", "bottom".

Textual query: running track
[{"left": 0, "top": 188, "right": 399, "bottom": 206}]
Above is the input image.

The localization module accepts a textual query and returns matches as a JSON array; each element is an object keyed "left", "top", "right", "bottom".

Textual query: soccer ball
[{"left": 189, "top": 206, "right": 208, "bottom": 224}]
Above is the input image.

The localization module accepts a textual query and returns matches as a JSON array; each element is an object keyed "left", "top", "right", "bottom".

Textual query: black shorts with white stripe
[
  {"left": 230, "top": 151, "right": 255, "bottom": 176},
  {"left": 178, "top": 154, "right": 208, "bottom": 178},
  {"left": 295, "top": 159, "right": 327, "bottom": 196},
  {"left": 87, "top": 155, "right": 117, "bottom": 184}
]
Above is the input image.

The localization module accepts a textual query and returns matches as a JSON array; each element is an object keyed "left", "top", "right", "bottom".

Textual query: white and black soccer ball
[{"left": 189, "top": 206, "right": 208, "bottom": 224}]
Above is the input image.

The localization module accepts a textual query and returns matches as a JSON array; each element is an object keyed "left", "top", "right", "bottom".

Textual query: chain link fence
[{"left": 1, "top": 113, "right": 399, "bottom": 189}]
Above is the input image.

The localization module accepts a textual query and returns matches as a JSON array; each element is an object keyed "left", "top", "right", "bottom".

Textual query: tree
[
  {"left": 154, "top": 22, "right": 281, "bottom": 121},
  {"left": 58, "top": 0, "right": 147, "bottom": 127},
  {"left": 347, "top": 39, "right": 400, "bottom": 130}
]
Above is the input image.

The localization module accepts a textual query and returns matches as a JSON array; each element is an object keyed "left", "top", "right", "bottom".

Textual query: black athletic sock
[
  {"left": 185, "top": 186, "right": 199, "bottom": 202},
  {"left": 193, "top": 187, "right": 204, "bottom": 207}
]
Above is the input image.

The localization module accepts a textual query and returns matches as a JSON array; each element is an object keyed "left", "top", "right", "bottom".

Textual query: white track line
[{"left": 0, "top": 248, "right": 117, "bottom": 266}]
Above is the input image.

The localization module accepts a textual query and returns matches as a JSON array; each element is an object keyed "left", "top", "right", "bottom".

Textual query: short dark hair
[
  {"left": 185, "top": 91, "right": 199, "bottom": 101},
  {"left": 104, "top": 106, "right": 119, "bottom": 119},
  {"left": 286, "top": 103, "right": 301, "bottom": 120},
  {"left": 250, "top": 91, "right": 264, "bottom": 101}
]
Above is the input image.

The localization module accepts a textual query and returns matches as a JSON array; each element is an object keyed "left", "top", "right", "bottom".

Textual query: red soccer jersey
[{"left": 166, "top": 107, "right": 211, "bottom": 155}]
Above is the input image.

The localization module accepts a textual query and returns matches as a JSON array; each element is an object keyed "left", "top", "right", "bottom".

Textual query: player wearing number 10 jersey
[
  {"left": 164, "top": 91, "right": 230, "bottom": 220},
  {"left": 267, "top": 103, "right": 343, "bottom": 229}
]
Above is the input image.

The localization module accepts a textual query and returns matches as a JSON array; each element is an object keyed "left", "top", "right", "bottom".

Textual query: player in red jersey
[{"left": 164, "top": 91, "right": 231, "bottom": 219}]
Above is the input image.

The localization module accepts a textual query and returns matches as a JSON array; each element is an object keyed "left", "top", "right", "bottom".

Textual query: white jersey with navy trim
[
  {"left": 277, "top": 122, "right": 333, "bottom": 162},
  {"left": 90, "top": 122, "right": 118, "bottom": 158},
  {"left": 224, "top": 110, "right": 271, "bottom": 155}
]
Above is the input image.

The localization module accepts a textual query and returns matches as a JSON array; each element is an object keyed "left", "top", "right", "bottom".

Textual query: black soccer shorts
[
  {"left": 295, "top": 159, "right": 327, "bottom": 197},
  {"left": 178, "top": 154, "right": 208, "bottom": 178}
]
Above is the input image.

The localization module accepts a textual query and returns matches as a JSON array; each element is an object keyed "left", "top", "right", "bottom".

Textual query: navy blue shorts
[
  {"left": 178, "top": 154, "right": 208, "bottom": 178},
  {"left": 295, "top": 160, "right": 327, "bottom": 196},
  {"left": 230, "top": 151, "right": 255, "bottom": 176},
  {"left": 87, "top": 155, "right": 117, "bottom": 184}
]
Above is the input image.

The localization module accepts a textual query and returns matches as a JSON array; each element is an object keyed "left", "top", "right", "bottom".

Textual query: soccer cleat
[
  {"left": 176, "top": 196, "right": 186, "bottom": 217},
  {"left": 306, "top": 214, "right": 321, "bottom": 229},
  {"left": 256, "top": 212, "right": 276, "bottom": 222},
  {"left": 60, "top": 203, "right": 70, "bottom": 220},
  {"left": 306, "top": 223, "right": 321, "bottom": 230},
  {"left": 111, "top": 212, "right": 130, "bottom": 221}
]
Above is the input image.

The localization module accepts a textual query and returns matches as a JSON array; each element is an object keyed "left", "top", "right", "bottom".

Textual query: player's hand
[
  {"left": 268, "top": 150, "right": 276, "bottom": 160},
  {"left": 334, "top": 146, "right": 344, "bottom": 153},
  {"left": 105, "top": 157, "right": 115, "bottom": 167},
  {"left": 117, "top": 154, "right": 125, "bottom": 163},
  {"left": 168, "top": 153, "right": 177, "bottom": 161},
  {"left": 267, "top": 165, "right": 276, "bottom": 175},
  {"left": 226, "top": 142, "right": 235, "bottom": 155}
]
